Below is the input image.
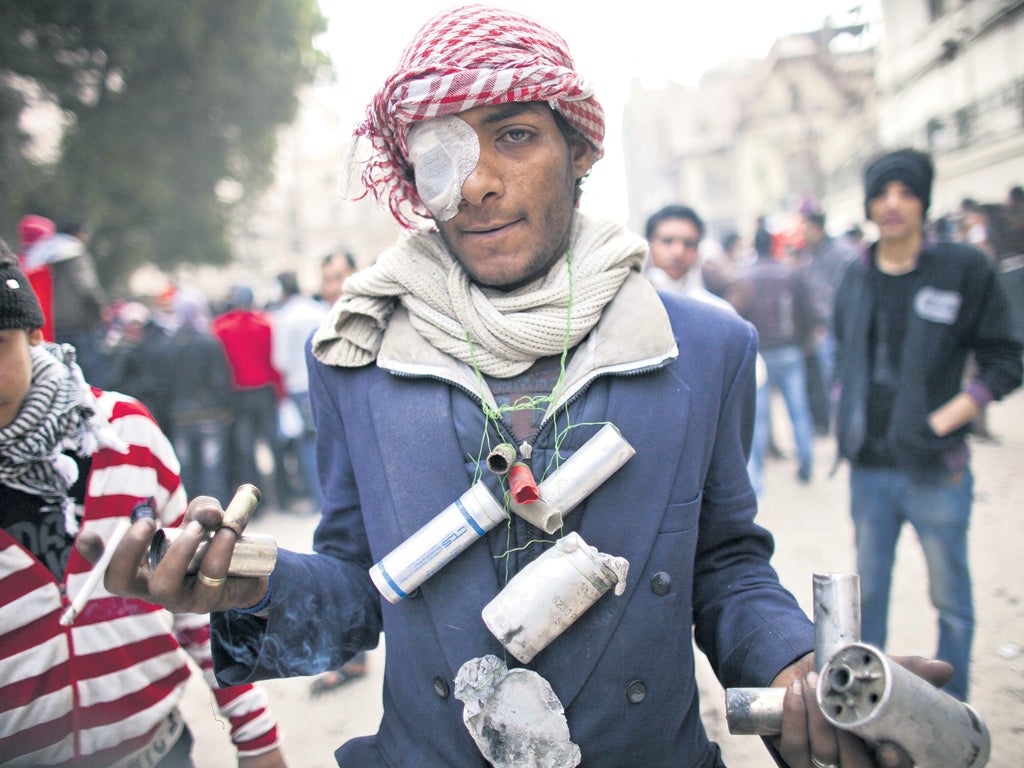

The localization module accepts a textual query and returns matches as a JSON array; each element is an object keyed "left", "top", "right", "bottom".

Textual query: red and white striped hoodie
[{"left": 0, "top": 389, "right": 280, "bottom": 767}]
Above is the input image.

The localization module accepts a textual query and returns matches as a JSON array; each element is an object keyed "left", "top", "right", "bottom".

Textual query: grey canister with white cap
[{"left": 481, "top": 531, "right": 629, "bottom": 663}]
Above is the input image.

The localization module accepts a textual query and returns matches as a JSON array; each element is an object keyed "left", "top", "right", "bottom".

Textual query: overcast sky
[{"left": 316, "top": 0, "right": 882, "bottom": 218}]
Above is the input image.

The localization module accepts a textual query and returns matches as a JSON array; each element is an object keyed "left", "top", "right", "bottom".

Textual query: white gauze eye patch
[{"left": 407, "top": 115, "right": 480, "bottom": 221}]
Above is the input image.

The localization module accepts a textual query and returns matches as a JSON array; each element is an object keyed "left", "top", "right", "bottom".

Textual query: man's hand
[
  {"left": 76, "top": 495, "right": 270, "bottom": 614},
  {"left": 771, "top": 653, "right": 953, "bottom": 767},
  {"left": 928, "top": 391, "right": 980, "bottom": 437}
]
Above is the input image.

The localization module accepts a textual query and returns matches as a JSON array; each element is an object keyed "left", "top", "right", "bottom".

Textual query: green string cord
[{"left": 461, "top": 249, "right": 621, "bottom": 589}]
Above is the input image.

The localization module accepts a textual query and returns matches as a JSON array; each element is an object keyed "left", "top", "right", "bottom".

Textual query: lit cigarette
[{"left": 59, "top": 519, "right": 131, "bottom": 626}]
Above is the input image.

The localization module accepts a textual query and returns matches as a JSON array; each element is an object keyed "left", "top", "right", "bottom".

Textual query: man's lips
[
  {"left": 461, "top": 219, "right": 520, "bottom": 236},
  {"left": 879, "top": 215, "right": 905, "bottom": 226}
]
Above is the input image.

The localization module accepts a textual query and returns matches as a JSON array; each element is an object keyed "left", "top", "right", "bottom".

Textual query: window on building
[
  {"left": 954, "top": 107, "right": 972, "bottom": 146},
  {"left": 926, "top": 117, "right": 948, "bottom": 148},
  {"left": 705, "top": 166, "right": 726, "bottom": 200},
  {"left": 929, "top": 0, "right": 952, "bottom": 21},
  {"left": 789, "top": 83, "right": 803, "bottom": 111}
]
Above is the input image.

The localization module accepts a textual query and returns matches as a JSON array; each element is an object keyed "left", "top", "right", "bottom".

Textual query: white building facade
[{"left": 875, "top": 0, "right": 1024, "bottom": 215}]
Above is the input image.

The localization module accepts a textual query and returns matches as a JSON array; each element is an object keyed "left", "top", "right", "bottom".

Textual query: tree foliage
[{"left": 0, "top": 0, "right": 327, "bottom": 290}]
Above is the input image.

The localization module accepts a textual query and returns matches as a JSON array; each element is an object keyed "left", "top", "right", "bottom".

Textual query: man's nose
[
  {"left": 460, "top": 151, "right": 503, "bottom": 207},
  {"left": 882, "top": 188, "right": 904, "bottom": 208}
]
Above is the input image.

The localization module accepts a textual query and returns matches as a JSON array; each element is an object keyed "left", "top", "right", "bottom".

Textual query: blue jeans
[
  {"left": 755, "top": 345, "right": 815, "bottom": 479},
  {"left": 288, "top": 392, "right": 322, "bottom": 508},
  {"left": 172, "top": 419, "right": 230, "bottom": 503},
  {"left": 814, "top": 332, "right": 838, "bottom": 427},
  {"left": 747, "top": 378, "right": 770, "bottom": 497},
  {"left": 229, "top": 385, "right": 293, "bottom": 509},
  {"left": 850, "top": 464, "right": 974, "bottom": 700}
]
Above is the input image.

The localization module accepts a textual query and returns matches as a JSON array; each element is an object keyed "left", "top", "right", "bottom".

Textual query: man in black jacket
[{"left": 832, "top": 148, "right": 1022, "bottom": 702}]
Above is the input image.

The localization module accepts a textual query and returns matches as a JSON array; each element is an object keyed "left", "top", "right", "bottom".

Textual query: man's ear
[
  {"left": 28, "top": 328, "right": 45, "bottom": 346},
  {"left": 571, "top": 140, "right": 596, "bottom": 183}
]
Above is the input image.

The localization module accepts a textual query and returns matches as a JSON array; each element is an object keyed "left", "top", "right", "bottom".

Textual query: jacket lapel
[
  {"left": 533, "top": 367, "right": 691, "bottom": 706},
  {"left": 369, "top": 365, "right": 505, "bottom": 678},
  {"left": 370, "top": 290, "right": 690, "bottom": 694}
]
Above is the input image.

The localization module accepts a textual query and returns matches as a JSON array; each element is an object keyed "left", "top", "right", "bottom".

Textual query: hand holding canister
[
  {"left": 817, "top": 643, "right": 990, "bottom": 768},
  {"left": 93, "top": 484, "right": 274, "bottom": 615},
  {"left": 147, "top": 484, "right": 276, "bottom": 577}
]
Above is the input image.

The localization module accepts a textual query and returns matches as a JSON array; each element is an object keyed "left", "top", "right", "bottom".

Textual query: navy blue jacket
[{"left": 212, "top": 275, "right": 814, "bottom": 767}]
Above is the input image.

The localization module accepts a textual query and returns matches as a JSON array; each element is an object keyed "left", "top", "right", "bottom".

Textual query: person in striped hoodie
[{"left": 0, "top": 248, "right": 287, "bottom": 768}]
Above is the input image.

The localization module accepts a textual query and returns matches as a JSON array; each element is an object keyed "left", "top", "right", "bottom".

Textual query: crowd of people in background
[
  {"left": 640, "top": 181, "right": 1024, "bottom": 496},
  {"left": 13, "top": 182, "right": 1023, "bottom": 512},
  {"left": 14, "top": 212, "right": 360, "bottom": 518}
]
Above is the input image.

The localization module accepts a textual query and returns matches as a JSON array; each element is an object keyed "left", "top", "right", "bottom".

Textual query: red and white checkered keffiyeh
[{"left": 351, "top": 4, "right": 605, "bottom": 229}]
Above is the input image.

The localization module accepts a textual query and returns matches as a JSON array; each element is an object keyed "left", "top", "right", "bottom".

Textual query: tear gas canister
[
  {"left": 817, "top": 643, "right": 990, "bottom": 768},
  {"left": 370, "top": 480, "right": 507, "bottom": 603},
  {"left": 481, "top": 531, "right": 629, "bottom": 663}
]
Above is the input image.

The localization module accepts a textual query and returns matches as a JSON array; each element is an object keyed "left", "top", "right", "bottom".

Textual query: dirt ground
[{"left": 181, "top": 389, "right": 1024, "bottom": 767}]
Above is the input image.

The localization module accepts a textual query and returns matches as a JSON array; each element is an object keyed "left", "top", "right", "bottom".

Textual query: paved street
[{"left": 182, "top": 389, "right": 1024, "bottom": 767}]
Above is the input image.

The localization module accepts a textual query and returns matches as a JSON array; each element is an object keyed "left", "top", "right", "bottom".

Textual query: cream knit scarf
[{"left": 312, "top": 213, "right": 648, "bottom": 377}]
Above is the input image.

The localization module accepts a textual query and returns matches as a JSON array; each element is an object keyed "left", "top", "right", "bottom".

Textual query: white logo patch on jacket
[{"left": 914, "top": 286, "right": 962, "bottom": 325}]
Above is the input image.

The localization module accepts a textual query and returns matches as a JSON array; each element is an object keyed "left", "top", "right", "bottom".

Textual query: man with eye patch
[{"left": 94, "top": 6, "right": 953, "bottom": 768}]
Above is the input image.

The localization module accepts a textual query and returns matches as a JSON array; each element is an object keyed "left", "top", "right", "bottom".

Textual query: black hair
[
  {"left": 277, "top": 271, "right": 300, "bottom": 297},
  {"left": 645, "top": 205, "right": 705, "bottom": 241},
  {"left": 322, "top": 250, "right": 357, "bottom": 270},
  {"left": 56, "top": 220, "right": 85, "bottom": 237},
  {"left": 551, "top": 108, "right": 592, "bottom": 204},
  {"left": 754, "top": 228, "right": 774, "bottom": 258},
  {"left": 804, "top": 212, "right": 826, "bottom": 229}
]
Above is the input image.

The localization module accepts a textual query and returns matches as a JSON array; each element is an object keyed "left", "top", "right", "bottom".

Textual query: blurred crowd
[
  {"left": 641, "top": 182, "right": 1024, "bottom": 495},
  {"left": 14, "top": 183, "right": 1024, "bottom": 512},
  {"left": 15, "top": 212, "right": 360, "bottom": 515}
]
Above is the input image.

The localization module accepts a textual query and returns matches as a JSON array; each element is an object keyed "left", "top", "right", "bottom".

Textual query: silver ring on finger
[{"left": 810, "top": 757, "right": 839, "bottom": 768}]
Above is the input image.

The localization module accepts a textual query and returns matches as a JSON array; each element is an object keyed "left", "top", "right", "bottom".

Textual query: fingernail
[
  {"left": 877, "top": 744, "right": 899, "bottom": 766},
  {"left": 185, "top": 520, "right": 205, "bottom": 537},
  {"left": 791, "top": 678, "right": 802, "bottom": 695},
  {"left": 806, "top": 671, "right": 818, "bottom": 688}
]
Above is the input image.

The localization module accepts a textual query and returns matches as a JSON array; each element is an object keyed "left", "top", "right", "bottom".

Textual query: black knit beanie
[
  {"left": 0, "top": 259, "right": 46, "bottom": 330},
  {"left": 864, "top": 148, "right": 933, "bottom": 218}
]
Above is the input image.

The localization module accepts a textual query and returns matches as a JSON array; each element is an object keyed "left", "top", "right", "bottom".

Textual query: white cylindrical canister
[
  {"left": 812, "top": 572, "right": 861, "bottom": 672},
  {"left": 509, "top": 423, "right": 635, "bottom": 534},
  {"left": 370, "top": 480, "right": 507, "bottom": 604},
  {"left": 481, "top": 531, "right": 629, "bottom": 663},
  {"left": 817, "top": 642, "right": 990, "bottom": 768}
]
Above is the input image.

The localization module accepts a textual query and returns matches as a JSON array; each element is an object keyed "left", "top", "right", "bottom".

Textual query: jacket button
[
  {"left": 626, "top": 680, "right": 647, "bottom": 704},
  {"left": 432, "top": 676, "right": 450, "bottom": 698},
  {"left": 650, "top": 571, "right": 672, "bottom": 595}
]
